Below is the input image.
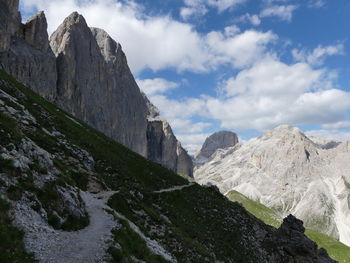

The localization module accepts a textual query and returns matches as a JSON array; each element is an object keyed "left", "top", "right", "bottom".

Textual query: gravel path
[
  {"left": 14, "top": 191, "right": 118, "bottom": 263},
  {"left": 152, "top": 183, "right": 195, "bottom": 193}
]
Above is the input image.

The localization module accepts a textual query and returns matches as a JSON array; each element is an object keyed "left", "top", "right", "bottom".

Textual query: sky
[{"left": 20, "top": 0, "right": 350, "bottom": 154}]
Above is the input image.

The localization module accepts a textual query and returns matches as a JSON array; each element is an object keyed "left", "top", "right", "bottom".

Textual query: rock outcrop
[
  {"left": 0, "top": 6, "right": 57, "bottom": 101},
  {"left": 195, "top": 125, "right": 350, "bottom": 245},
  {"left": 50, "top": 13, "right": 149, "bottom": 156},
  {"left": 194, "top": 130, "right": 238, "bottom": 165},
  {"left": 0, "top": 0, "right": 21, "bottom": 52},
  {"left": 269, "top": 215, "right": 337, "bottom": 263},
  {"left": 144, "top": 94, "right": 193, "bottom": 176},
  {"left": 0, "top": 1, "right": 193, "bottom": 176}
]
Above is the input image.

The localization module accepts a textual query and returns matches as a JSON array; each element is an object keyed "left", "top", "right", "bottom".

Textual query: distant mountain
[
  {"left": 0, "top": 0, "right": 192, "bottom": 176},
  {"left": 194, "top": 130, "right": 239, "bottom": 165},
  {"left": 195, "top": 125, "right": 350, "bottom": 246}
]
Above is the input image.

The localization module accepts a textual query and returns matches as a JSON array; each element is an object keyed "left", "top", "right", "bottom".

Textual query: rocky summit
[
  {"left": 0, "top": 0, "right": 192, "bottom": 176},
  {"left": 194, "top": 130, "right": 239, "bottom": 165},
  {"left": 195, "top": 125, "right": 350, "bottom": 247}
]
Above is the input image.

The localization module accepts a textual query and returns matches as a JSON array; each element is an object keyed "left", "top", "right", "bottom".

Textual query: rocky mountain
[
  {"left": 0, "top": 0, "right": 192, "bottom": 176},
  {"left": 195, "top": 125, "right": 350, "bottom": 247},
  {"left": 0, "top": 68, "right": 336, "bottom": 263},
  {"left": 194, "top": 130, "right": 238, "bottom": 165}
]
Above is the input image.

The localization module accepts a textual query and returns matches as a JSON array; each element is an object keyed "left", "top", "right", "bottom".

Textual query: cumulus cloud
[
  {"left": 21, "top": 0, "right": 277, "bottom": 74},
  {"left": 180, "top": 0, "right": 208, "bottom": 20},
  {"left": 137, "top": 78, "right": 179, "bottom": 96},
  {"left": 180, "top": 0, "right": 247, "bottom": 20},
  {"left": 237, "top": 13, "right": 262, "bottom": 26},
  {"left": 322, "top": 121, "right": 350, "bottom": 130},
  {"left": 308, "top": 0, "right": 325, "bottom": 8},
  {"left": 205, "top": 57, "right": 350, "bottom": 131},
  {"left": 306, "top": 129, "right": 350, "bottom": 142},
  {"left": 260, "top": 5, "right": 298, "bottom": 22},
  {"left": 176, "top": 133, "right": 211, "bottom": 154},
  {"left": 292, "top": 43, "right": 344, "bottom": 66},
  {"left": 205, "top": 30, "right": 277, "bottom": 68}
]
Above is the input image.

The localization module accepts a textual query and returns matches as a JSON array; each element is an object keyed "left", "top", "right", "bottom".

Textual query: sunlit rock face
[{"left": 195, "top": 125, "right": 350, "bottom": 245}]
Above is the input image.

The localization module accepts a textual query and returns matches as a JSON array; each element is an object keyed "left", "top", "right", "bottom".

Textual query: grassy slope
[
  {"left": 0, "top": 70, "right": 280, "bottom": 262},
  {"left": 226, "top": 190, "right": 350, "bottom": 263}
]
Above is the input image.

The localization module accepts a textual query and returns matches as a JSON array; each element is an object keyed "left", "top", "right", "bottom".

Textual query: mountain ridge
[{"left": 195, "top": 125, "right": 350, "bottom": 246}]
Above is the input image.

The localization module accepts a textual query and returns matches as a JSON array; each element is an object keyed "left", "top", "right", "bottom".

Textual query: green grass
[
  {"left": 306, "top": 229, "right": 350, "bottom": 263},
  {"left": 226, "top": 190, "right": 281, "bottom": 228},
  {"left": 0, "top": 198, "right": 35, "bottom": 263},
  {"left": 226, "top": 190, "right": 350, "bottom": 262},
  {"left": 108, "top": 219, "right": 169, "bottom": 263}
]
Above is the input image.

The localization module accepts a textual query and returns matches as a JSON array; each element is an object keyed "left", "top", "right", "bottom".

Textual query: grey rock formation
[
  {"left": 0, "top": 1, "right": 192, "bottom": 176},
  {"left": 0, "top": 0, "right": 21, "bottom": 52},
  {"left": 195, "top": 130, "right": 238, "bottom": 164},
  {"left": 269, "top": 215, "right": 337, "bottom": 263},
  {"left": 50, "top": 13, "right": 193, "bottom": 175},
  {"left": 50, "top": 13, "right": 149, "bottom": 156},
  {"left": 144, "top": 94, "right": 193, "bottom": 176},
  {"left": 0, "top": 2, "right": 57, "bottom": 101},
  {"left": 23, "top": 11, "right": 50, "bottom": 52}
]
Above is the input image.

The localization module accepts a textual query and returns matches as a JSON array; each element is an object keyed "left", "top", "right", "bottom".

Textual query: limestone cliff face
[
  {"left": 194, "top": 130, "right": 238, "bottom": 165},
  {"left": 0, "top": 0, "right": 193, "bottom": 176},
  {"left": 0, "top": 0, "right": 21, "bottom": 52},
  {"left": 144, "top": 94, "right": 193, "bottom": 176},
  {"left": 0, "top": 8, "right": 57, "bottom": 101},
  {"left": 50, "top": 13, "right": 149, "bottom": 156},
  {"left": 49, "top": 13, "right": 193, "bottom": 175}
]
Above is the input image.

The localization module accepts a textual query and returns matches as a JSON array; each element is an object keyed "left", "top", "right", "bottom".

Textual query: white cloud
[
  {"left": 21, "top": 0, "right": 277, "bottom": 74},
  {"left": 205, "top": 30, "right": 277, "bottom": 68},
  {"left": 308, "top": 0, "right": 325, "bottom": 8},
  {"left": 180, "top": 0, "right": 208, "bottom": 20},
  {"left": 176, "top": 133, "right": 210, "bottom": 154},
  {"left": 137, "top": 78, "right": 178, "bottom": 96},
  {"left": 171, "top": 119, "right": 212, "bottom": 133},
  {"left": 292, "top": 43, "right": 344, "bottom": 66},
  {"left": 260, "top": 5, "right": 298, "bottom": 22},
  {"left": 237, "top": 13, "right": 261, "bottom": 26},
  {"left": 306, "top": 129, "right": 350, "bottom": 142},
  {"left": 207, "top": 0, "right": 247, "bottom": 12},
  {"left": 322, "top": 121, "right": 350, "bottom": 130},
  {"left": 205, "top": 57, "right": 350, "bottom": 131},
  {"left": 181, "top": 0, "right": 247, "bottom": 19}
]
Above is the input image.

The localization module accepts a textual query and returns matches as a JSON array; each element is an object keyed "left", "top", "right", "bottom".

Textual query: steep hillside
[
  {"left": 0, "top": 71, "right": 336, "bottom": 262},
  {"left": 195, "top": 125, "right": 350, "bottom": 246},
  {"left": 0, "top": 0, "right": 192, "bottom": 176},
  {"left": 226, "top": 190, "right": 350, "bottom": 263}
]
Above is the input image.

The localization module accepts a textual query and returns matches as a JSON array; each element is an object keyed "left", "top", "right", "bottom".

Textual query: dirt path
[
  {"left": 14, "top": 191, "right": 118, "bottom": 263},
  {"left": 153, "top": 183, "right": 195, "bottom": 194}
]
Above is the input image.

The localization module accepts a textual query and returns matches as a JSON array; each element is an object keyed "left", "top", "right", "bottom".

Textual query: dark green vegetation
[
  {"left": 226, "top": 190, "right": 350, "bottom": 262},
  {"left": 108, "top": 218, "right": 169, "bottom": 263},
  {"left": 0, "top": 70, "right": 337, "bottom": 262},
  {"left": 0, "top": 198, "right": 35, "bottom": 263}
]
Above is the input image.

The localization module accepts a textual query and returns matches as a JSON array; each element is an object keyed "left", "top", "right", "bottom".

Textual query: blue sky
[{"left": 20, "top": 0, "right": 350, "bottom": 153}]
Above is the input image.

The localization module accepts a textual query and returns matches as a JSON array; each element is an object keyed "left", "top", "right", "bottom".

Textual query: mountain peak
[{"left": 195, "top": 130, "right": 239, "bottom": 163}]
